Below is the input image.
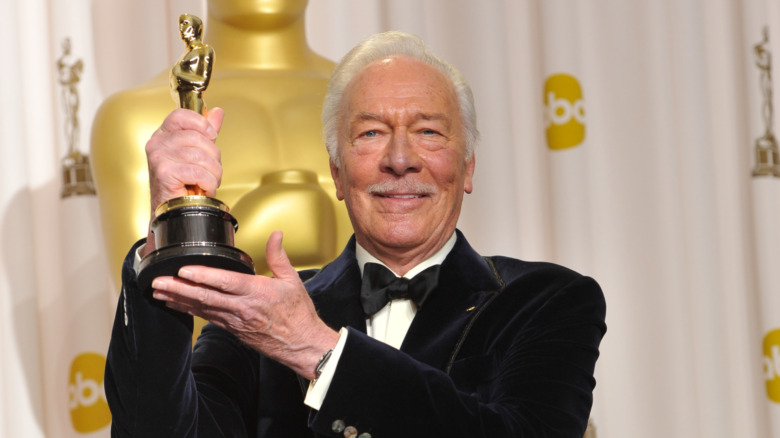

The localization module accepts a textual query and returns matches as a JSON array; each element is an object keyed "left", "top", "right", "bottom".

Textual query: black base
[{"left": 138, "top": 243, "right": 255, "bottom": 291}]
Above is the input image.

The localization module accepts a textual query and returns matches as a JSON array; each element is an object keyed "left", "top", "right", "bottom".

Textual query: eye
[
  {"left": 362, "top": 130, "right": 379, "bottom": 138},
  {"left": 421, "top": 129, "right": 438, "bottom": 135}
]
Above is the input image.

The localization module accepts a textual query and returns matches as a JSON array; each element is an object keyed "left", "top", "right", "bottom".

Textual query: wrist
[
  {"left": 303, "top": 327, "right": 349, "bottom": 410},
  {"left": 143, "top": 210, "right": 157, "bottom": 256},
  {"left": 313, "top": 349, "right": 334, "bottom": 383},
  {"left": 299, "top": 327, "right": 340, "bottom": 380}
]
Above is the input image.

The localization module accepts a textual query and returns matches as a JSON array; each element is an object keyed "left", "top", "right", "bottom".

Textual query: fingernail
[
  {"left": 151, "top": 278, "right": 167, "bottom": 291},
  {"left": 178, "top": 268, "right": 193, "bottom": 280}
]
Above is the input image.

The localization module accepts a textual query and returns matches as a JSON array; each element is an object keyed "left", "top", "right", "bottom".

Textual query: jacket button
[
  {"left": 344, "top": 425, "right": 358, "bottom": 438},
  {"left": 331, "top": 420, "right": 345, "bottom": 433},
  {"left": 358, "top": 433, "right": 372, "bottom": 438}
]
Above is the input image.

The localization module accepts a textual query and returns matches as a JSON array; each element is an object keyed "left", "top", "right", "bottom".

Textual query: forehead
[{"left": 342, "top": 56, "right": 459, "bottom": 116}]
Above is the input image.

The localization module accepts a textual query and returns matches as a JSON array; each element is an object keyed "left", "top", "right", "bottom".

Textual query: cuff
[
  {"left": 133, "top": 243, "right": 146, "bottom": 275},
  {"left": 304, "top": 327, "right": 349, "bottom": 410}
]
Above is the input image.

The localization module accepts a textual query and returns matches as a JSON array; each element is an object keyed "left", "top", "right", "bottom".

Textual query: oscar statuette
[
  {"left": 137, "top": 14, "right": 254, "bottom": 290},
  {"left": 753, "top": 27, "right": 780, "bottom": 177}
]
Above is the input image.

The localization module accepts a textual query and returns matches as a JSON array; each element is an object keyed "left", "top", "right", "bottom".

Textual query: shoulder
[
  {"left": 298, "top": 268, "right": 320, "bottom": 283},
  {"left": 484, "top": 255, "right": 606, "bottom": 324},
  {"left": 298, "top": 236, "right": 358, "bottom": 294},
  {"left": 488, "top": 256, "right": 590, "bottom": 290},
  {"left": 447, "top": 231, "right": 605, "bottom": 322}
]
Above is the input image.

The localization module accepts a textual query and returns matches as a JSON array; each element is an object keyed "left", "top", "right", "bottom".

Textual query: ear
[
  {"left": 330, "top": 158, "right": 345, "bottom": 200},
  {"left": 463, "top": 153, "right": 475, "bottom": 194}
]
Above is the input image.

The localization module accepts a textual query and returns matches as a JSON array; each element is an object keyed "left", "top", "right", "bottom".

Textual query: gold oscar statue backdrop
[{"left": 90, "top": 0, "right": 352, "bottom": 296}]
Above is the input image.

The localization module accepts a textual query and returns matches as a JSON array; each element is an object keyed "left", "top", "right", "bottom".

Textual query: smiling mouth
[{"left": 376, "top": 194, "right": 427, "bottom": 199}]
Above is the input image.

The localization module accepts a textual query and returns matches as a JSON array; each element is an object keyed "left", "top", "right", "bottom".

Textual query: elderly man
[{"left": 105, "top": 31, "right": 606, "bottom": 437}]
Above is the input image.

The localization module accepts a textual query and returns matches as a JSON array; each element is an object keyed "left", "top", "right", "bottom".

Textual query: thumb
[
  {"left": 206, "top": 107, "right": 225, "bottom": 138},
  {"left": 265, "top": 230, "right": 298, "bottom": 281}
]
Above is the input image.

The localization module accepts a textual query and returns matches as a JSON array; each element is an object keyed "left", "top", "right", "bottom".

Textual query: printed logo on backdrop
[
  {"left": 765, "top": 328, "right": 780, "bottom": 403},
  {"left": 543, "top": 73, "right": 586, "bottom": 150},
  {"left": 68, "top": 352, "right": 111, "bottom": 433}
]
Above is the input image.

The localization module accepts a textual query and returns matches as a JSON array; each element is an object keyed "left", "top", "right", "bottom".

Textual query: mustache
[{"left": 365, "top": 179, "right": 438, "bottom": 195}]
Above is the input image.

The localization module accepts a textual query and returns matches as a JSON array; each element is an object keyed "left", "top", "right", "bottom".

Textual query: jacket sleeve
[
  {"left": 308, "top": 272, "right": 606, "bottom": 438},
  {"left": 104, "top": 240, "right": 262, "bottom": 438}
]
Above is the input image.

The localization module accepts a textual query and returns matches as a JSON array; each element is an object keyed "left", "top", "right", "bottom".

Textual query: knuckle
[
  {"left": 183, "top": 145, "right": 207, "bottom": 167},
  {"left": 235, "top": 306, "right": 254, "bottom": 324},
  {"left": 217, "top": 272, "right": 241, "bottom": 292},
  {"left": 198, "top": 288, "right": 210, "bottom": 304},
  {"left": 145, "top": 142, "right": 164, "bottom": 164}
]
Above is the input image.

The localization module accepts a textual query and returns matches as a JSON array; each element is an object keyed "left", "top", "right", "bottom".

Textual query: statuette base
[
  {"left": 138, "top": 243, "right": 254, "bottom": 291},
  {"left": 137, "top": 195, "right": 255, "bottom": 291}
]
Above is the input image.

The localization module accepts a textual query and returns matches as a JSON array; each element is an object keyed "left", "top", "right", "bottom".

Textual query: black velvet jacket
[{"left": 105, "top": 230, "right": 606, "bottom": 437}]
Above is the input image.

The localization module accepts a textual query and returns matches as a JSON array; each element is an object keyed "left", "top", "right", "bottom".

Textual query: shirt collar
[{"left": 355, "top": 232, "right": 456, "bottom": 279}]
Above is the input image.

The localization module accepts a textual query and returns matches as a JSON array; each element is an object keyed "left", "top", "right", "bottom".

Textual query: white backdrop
[{"left": 1, "top": 0, "right": 779, "bottom": 437}]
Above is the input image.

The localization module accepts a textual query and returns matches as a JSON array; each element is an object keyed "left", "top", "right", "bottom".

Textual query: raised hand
[{"left": 149, "top": 230, "right": 340, "bottom": 379}]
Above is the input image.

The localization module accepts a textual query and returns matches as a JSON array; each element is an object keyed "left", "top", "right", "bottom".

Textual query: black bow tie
[{"left": 360, "top": 262, "right": 441, "bottom": 317}]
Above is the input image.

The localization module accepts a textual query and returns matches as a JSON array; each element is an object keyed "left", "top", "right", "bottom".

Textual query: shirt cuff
[
  {"left": 132, "top": 243, "right": 146, "bottom": 275},
  {"left": 304, "top": 327, "right": 349, "bottom": 410}
]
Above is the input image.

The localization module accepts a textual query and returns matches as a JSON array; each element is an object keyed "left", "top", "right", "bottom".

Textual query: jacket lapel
[
  {"left": 304, "top": 237, "right": 367, "bottom": 334},
  {"left": 304, "top": 231, "right": 503, "bottom": 371},
  {"left": 400, "top": 231, "right": 502, "bottom": 371}
]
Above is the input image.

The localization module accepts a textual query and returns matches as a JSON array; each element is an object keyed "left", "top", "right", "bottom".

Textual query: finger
[
  {"left": 147, "top": 155, "right": 221, "bottom": 209},
  {"left": 176, "top": 265, "right": 256, "bottom": 297},
  {"left": 150, "top": 109, "right": 222, "bottom": 169},
  {"left": 265, "top": 231, "right": 299, "bottom": 282},
  {"left": 205, "top": 107, "right": 225, "bottom": 139},
  {"left": 159, "top": 108, "right": 219, "bottom": 139},
  {"left": 146, "top": 112, "right": 224, "bottom": 203},
  {"left": 152, "top": 274, "right": 235, "bottom": 310},
  {"left": 152, "top": 274, "right": 256, "bottom": 329},
  {"left": 156, "top": 289, "right": 234, "bottom": 324},
  {"left": 152, "top": 139, "right": 221, "bottom": 183}
]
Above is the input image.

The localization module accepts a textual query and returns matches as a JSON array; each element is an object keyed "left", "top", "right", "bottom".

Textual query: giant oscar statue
[{"left": 91, "top": 0, "right": 351, "bottom": 294}]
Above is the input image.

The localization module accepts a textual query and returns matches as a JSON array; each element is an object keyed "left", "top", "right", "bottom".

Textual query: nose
[{"left": 381, "top": 129, "right": 422, "bottom": 176}]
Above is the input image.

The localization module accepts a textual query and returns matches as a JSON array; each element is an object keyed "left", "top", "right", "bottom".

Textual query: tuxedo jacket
[{"left": 105, "top": 230, "right": 606, "bottom": 437}]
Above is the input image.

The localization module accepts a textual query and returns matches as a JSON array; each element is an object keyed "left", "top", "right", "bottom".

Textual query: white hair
[{"left": 322, "top": 31, "right": 479, "bottom": 167}]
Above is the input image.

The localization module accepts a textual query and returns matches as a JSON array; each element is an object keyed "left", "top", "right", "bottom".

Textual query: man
[{"left": 105, "top": 31, "right": 606, "bottom": 437}]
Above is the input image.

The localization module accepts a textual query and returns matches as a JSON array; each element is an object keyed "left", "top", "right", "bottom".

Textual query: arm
[
  {"left": 104, "top": 241, "right": 260, "bottom": 437},
  {"left": 106, "top": 107, "right": 339, "bottom": 436},
  {"left": 172, "top": 46, "right": 214, "bottom": 91}
]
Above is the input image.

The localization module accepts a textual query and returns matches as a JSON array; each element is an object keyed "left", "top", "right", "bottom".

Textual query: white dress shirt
[{"left": 304, "top": 233, "right": 456, "bottom": 409}]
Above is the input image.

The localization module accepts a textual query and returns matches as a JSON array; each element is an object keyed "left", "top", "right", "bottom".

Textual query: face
[
  {"left": 179, "top": 16, "right": 199, "bottom": 41},
  {"left": 330, "top": 56, "right": 475, "bottom": 269}
]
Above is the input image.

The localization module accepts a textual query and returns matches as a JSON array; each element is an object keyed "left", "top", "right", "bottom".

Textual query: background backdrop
[{"left": 1, "top": 0, "right": 779, "bottom": 437}]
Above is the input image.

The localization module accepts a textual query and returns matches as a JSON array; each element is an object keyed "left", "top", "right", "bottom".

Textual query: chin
[{"left": 376, "top": 226, "right": 429, "bottom": 248}]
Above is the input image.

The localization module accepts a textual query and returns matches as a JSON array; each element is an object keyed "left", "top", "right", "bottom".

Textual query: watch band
[{"left": 314, "top": 348, "right": 334, "bottom": 381}]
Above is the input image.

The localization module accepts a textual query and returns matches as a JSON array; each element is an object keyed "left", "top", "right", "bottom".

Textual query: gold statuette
[
  {"left": 137, "top": 14, "right": 254, "bottom": 290},
  {"left": 753, "top": 27, "right": 780, "bottom": 177},
  {"left": 58, "top": 38, "right": 96, "bottom": 198}
]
